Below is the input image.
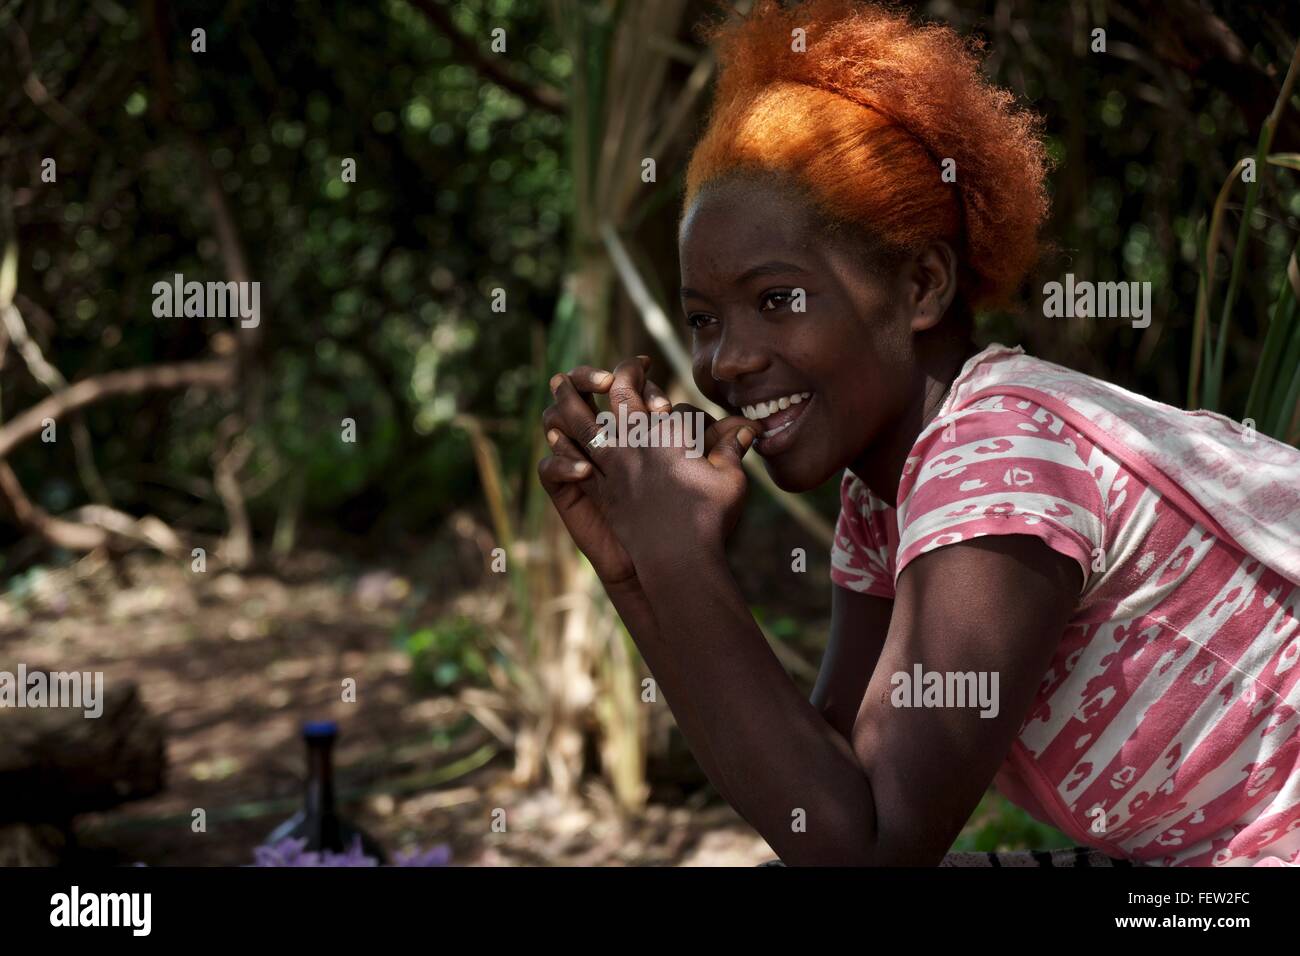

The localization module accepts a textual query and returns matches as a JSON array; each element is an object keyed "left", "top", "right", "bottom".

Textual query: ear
[{"left": 905, "top": 241, "right": 959, "bottom": 333}]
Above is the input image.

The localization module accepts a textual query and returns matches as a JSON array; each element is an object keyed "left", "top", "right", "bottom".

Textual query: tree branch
[
  {"left": 6, "top": 20, "right": 103, "bottom": 146},
  {"left": 0, "top": 296, "right": 112, "bottom": 505},
  {"left": 403, "top": 0, "right": 565, "bottom": 115},
  {"left": 144, "top": 0, "right": 260, "bottom": 567},
  {"left": 0, "top": 461, "right": 185, "bottom": 556},
  {"left": 1119, "top": 0, "right": 1300, "bottom": 151},
  {"left": 0, "top": 360, "right": 235, "bottom": 461}
]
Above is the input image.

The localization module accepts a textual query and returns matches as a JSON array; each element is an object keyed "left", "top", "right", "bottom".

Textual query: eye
[
  {"left": 760, "top": 289, "right": 796, "bottom": 312},
  {"left": 685, "top": 312, "right": 716, "bottom": 330}
]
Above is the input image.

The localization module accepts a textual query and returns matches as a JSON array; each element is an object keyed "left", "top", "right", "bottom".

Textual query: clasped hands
[{"left": 537, "top": 355, "right": 758, "bottom": 591}]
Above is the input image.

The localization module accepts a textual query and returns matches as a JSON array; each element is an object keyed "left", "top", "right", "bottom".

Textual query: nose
[{"left": 709, "top": 316, "right": 769, "bottom": 385}]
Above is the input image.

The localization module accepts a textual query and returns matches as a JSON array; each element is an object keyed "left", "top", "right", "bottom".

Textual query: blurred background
[{"left": 0, "top": 0, "right": 1297, "bottom": 866}]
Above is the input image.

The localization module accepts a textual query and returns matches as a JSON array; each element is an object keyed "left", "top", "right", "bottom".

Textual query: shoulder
[
  {"left": 895, "top": 395, "right": 1111, "bottom": 593},
  {"left": 902, "top": 395, "right": 1097, "bottom": 500}
]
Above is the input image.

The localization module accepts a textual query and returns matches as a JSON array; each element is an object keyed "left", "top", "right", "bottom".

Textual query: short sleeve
[
  {"left": 830, "top": 470, "right": 898, "bottom": 599},
  {"left": 894, "top": 397, "right": 1104, "bottom": 588}
]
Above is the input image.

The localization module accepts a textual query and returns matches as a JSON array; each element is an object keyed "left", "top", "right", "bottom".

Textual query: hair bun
[{"left": 684, "top": 0, "right": 1052, "bottom": 310}]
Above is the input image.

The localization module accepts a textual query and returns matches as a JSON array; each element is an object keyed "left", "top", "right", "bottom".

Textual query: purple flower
[
  {"left": 252, "top": 835, "right": 451, "bottom": 867},
  {"left": 392, "top": 844, "right": 453, "bottom": 867},
  {"left": 254, "top": 837, "right": 322, "bottom": 867},
  {"left": 321, "top": 836, "right": 379, "bottom": 867}
]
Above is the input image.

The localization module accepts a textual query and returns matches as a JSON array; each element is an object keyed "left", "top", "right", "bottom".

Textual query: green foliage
[
  {"left": 396, "top": 614, "right": 493, "bottom": 694},
  {"left": 1244, "top": 250, "right": 1300, "bottom": 441},
  {"left": 953, "top": 789, "right": 1074, "bottom": 854},
  {"left": 936, "top": 4, "right": 1300, "bottom": 420},
  {"left": 2, "top": 565, "right": 47, "bottom": 606},
  {"left": 6, "top": 0, "right": 1298, "bottom": 859},
  {"left": 4, "top": 0, "right": 1297, "bottom": 548},
  {"left": 1190, "top": 42, "right": 1300, "bottom": 437},
  {"left": 1, "top": 0, "right": 568, "bottom": 542},
  {"left": 751, "top": 605, "right": 801, "bottom": 642}
]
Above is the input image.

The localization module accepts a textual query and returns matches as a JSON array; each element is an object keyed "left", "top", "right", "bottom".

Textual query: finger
[
  {"left": 558, "top": 367, "right": 612, "bottom": 418},
  {"left": 643, "top": 377, "right": 673, "bottom": 415},
  {"left": 551, "top": 357, "right": 649, "bottom": 397},
  {"left": 545, "top": 425, "right": 591, "bottom": 463},
  {"left": 562, "top": 365, "right": 615, "bottom": 395},
  {"left": 537, "top": 454, "right": 594, "bottom": 495},
  {"left": 607, "top": 357, "right": 649, "bottom": 418},
  {"left": 541, "top": 433, "right": 603, "bottom": 505},
  {"left": 549, "top": 358, "right": 651, "bottom": 420},
  {"left": 551, "top": 374, "right": 613, "bottom": 465},
  {"left": 670, "top": 403, "right": 725, "bottom": 452},
  {"left": 542, "top": 404, "right": 585, "bottom": 444},
  {"left": 545, "top": 376, "right": 598, "bottom": 438},
  {"left": 705, "top": 416, "right": 758, "bottom": 470},
  {"left": 549, "top": 372, "right": 598, "bottom": 423}
]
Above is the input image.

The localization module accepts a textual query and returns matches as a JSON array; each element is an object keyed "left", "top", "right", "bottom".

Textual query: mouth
[{"left": 739, "top": 390, "right": 814, "bottom": 457}]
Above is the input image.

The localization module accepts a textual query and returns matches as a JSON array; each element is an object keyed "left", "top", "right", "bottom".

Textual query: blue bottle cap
[{"left": 303, "top": 720, "right": 339, "bottom": 738}]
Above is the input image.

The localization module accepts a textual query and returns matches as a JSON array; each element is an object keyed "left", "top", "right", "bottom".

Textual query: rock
[
  {"left": 0, "top": 823, "right": 66, "bottom": 866},
  {"left": 0, "top": 679, "right": 166, "bottom": 823}
]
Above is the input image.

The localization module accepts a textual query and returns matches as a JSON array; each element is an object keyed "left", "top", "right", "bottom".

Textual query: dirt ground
[{"left": 0, "top": 548, "right": 775, "bottom": 867}]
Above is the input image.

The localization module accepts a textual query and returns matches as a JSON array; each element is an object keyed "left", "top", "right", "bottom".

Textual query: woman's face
[{"left": 678, "top": 175, "right": 921, "bottom": 492}]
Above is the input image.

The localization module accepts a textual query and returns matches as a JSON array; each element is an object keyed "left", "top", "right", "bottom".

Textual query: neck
[{"left": 850, "top": 339, "right": 973, "bottom": 504}]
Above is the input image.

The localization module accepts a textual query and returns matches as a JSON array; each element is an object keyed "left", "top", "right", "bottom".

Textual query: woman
[{"left": 537, "top": 0, "right": 1300, "bottom": 866}]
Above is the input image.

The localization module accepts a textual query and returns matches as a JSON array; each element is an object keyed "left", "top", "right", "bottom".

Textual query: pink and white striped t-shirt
[{"left": 830, "top": 349, "right": 1300, "bottom": 867}]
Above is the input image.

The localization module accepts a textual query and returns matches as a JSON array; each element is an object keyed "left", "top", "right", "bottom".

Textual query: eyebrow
[{"left": 679, "top": 260, "right": 811, "bottom": 300}]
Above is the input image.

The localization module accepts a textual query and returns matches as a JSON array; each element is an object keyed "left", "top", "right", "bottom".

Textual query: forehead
[{"left": 678, "top": 176, "right": 820, "bottom": 264}]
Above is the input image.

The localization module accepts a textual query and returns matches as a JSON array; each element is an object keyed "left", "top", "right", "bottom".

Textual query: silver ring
[{"left": 588, "top": 431, "right": 610, "bottom": 449}]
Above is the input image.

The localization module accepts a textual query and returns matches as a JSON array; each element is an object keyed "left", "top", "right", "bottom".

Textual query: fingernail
[
  {"left": 546, "top": 429, "right": 560, "bottom": 447},
  {"left": 595, "top": 371, "right": 613, "bottom": 387},
  {"left": 549, "top": 373, "right": 564, "bottom": 395},
  {"left": 572, "top": 460, "right": 591, "bottom": 476},
  {"left": 738, "top": 427, "right": 756, "bottom": 449},
  {"left": 636, "top": 354, "right": 652, "bottom": 367},
  {"left": 651, "top": 397, "right": 671, "bottom": 413}
]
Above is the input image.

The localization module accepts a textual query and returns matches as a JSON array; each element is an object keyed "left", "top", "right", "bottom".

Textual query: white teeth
[{"left": 741, "top": 392, "right": 812, "bottom": 421}]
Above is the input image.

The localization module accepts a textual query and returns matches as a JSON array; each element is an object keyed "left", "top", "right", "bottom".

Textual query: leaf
[
  {"left": 0, "top": 241, "right": 16, "bottom": 307},
  {"left": 1265, "top": 153, "right": 1300, "bottom": 172}
]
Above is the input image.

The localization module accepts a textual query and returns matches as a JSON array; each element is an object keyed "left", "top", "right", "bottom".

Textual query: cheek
[
  {"left": 792, "top": 320, "right": 872, "bottom": 392},
  {"left": 802, "top": 326, "right": 890, "bottom": 444},
  {"left": 690, "top": 349, "right": 715, "bottom": 398}
]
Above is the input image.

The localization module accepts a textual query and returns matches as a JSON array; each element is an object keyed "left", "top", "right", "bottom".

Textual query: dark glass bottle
[{"left": 265, "top": 721, "right": 386, "bottom": 862}]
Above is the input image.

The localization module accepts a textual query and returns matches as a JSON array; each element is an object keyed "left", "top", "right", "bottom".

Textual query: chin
[{"left": 760, "top": 456, "right": 835, "bottom": 494}]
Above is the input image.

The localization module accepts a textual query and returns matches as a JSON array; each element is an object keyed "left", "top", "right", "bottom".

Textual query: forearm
[
  {"left": 631, "top": 546, "right": 881, "bottom": 864},
  {"left": 603, "top": 579, "right": 746, "bottom": 813}
]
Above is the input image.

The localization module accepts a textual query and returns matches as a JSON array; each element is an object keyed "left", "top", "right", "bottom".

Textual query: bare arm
[
  {"left": 539, "top": 357, "right": 1081, "bottom": 863},
  {"left": 811, "top": 588, "right": 893, "bottom": 741},
  {"left": 600, "top": 580, "right": 746, "bottom": 814},
  {"left": 632, "top": 534, "right": 1080, "bottom": 865}
]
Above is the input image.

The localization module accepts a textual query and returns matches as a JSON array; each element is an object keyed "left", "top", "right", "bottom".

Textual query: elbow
[
  {"left": 777, "top": 758, "right": 946, "bottom": 867},
  {"left": 775, "top": 831, "right": 945, "bottom": 867},
  {"left": 775, "top": 836, "right": 877, "bottom": 867},
  {"left": 766, "top": 772, "right": 882, "bottom": 866}
]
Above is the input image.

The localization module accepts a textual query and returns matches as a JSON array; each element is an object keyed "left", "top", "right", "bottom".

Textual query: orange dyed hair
[{"left": 683, "top": 0, "right": 1051, "bottom": 310}]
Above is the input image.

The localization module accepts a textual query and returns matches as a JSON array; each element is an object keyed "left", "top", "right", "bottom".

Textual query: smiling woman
[
  {"left": 676, "top": 170, "right": 970, "bottom": 496},
  {"left": 538, "top": 0, "right": 1300, "bottom": 867}
]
